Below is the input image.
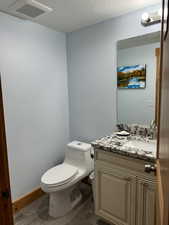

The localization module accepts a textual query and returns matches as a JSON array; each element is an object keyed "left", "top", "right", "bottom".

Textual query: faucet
[
  {"left": 149, "top": 120, "right": 156, "bottom": 139},
  {"left": 150, "top": 120, "right": 156, "bottom": 130}
]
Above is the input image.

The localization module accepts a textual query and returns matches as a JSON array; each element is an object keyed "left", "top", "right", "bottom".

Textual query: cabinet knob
[
  {"left": 143, "top": 183, "right": 149, "bottom": 187},
  {"left": 144, "top": 164, "right": 156, "bottom": 173},
  {"left": 124, "top": 177, "right": 131, "bottom": 182}
]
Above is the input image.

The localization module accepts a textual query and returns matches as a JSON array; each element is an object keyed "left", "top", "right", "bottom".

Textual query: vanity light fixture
[{"left": 141, "top": 9, "right": 161, "bottom": 26}]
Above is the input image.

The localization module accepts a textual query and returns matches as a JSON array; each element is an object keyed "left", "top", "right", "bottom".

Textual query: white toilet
[{"left": 40, "top": 141, "right": 94, "bottom": 218}]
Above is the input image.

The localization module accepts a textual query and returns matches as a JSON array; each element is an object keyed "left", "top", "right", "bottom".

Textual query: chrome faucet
[
  {"left": 149, "top": 120, "right": 156, "bottom": 139},
  {"left": 150, "top": 120, "right": 156, "bottom": 129}
]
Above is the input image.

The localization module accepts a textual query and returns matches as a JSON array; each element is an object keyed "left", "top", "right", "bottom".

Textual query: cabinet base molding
[{"left": 12, "top": 188, "right": 45, "bottom": 213}]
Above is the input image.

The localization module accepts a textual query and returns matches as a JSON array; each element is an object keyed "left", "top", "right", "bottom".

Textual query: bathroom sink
[{"left": 121, "top": 139, "right": 156, "bottom": 157}]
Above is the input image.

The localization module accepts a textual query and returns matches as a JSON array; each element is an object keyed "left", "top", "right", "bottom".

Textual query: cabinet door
[
  {"left": 137, "top": 179, "right": 156, "bottom": 225},
  {"left": 95, "top": 162, "right": 136, "bottom": 225}
]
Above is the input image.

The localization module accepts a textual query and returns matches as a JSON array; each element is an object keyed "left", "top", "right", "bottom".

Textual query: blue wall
[
  {"left": 0, "top": 12, "right": 69, "bottom": 200},
  {"left": 67, "top": 4, "right": 161, "bottom": 142}
]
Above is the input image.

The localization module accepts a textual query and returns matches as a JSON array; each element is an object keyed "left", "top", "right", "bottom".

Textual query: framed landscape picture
[{"left": 117, "top": 64, "right": 146, "bottom": 89}]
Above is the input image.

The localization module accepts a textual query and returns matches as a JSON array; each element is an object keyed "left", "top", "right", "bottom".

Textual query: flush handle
[{"left": 144, "top": 164, "right": 156, "bottom": 173}]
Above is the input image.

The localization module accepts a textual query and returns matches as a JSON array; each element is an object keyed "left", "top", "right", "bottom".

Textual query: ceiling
[{"left": 0, "top": 0, "right": 161, "bottom": 32}]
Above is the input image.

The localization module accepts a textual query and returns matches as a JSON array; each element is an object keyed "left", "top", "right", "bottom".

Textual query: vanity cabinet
[
  {"left": 95, "top": 161, "right": 136, "bottom": 225},
  {"left": 94, "top": 150, "right": 156, "bottom": 225},
  {"left": 137, "top": 178, "right": 156, "bottom": 225}
]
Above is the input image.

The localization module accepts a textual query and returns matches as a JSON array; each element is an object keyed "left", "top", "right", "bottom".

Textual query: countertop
[{"left": 91, "top": 134, "right": 157, "bottom": 163}]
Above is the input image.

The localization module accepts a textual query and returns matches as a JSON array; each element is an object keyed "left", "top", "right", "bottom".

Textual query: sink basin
[{"left": 122, "top": 139, "right": 157, "bottom": 157}]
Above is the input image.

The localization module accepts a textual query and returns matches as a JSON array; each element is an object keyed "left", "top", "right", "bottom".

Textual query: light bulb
[
  {"left": 158, "top": 8, "right": 162, "bottom": 17},
  {"left": 141, "top": 12, "right": 150, "bottom": 23},
  {"left": 158, "top": 7, "right": 168, "bottom": 19}
]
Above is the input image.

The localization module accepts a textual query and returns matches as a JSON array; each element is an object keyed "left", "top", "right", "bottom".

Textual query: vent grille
[
  {"left": 16, "top": 4, "right": 45, "bottom": 18},
  {"left": 8, "top": 0, "right": 53, "bottom": 19}
]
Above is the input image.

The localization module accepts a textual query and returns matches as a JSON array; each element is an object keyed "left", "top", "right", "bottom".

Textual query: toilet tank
[{"left": 64, "top": 141, "right": 94, "bottom": 174}]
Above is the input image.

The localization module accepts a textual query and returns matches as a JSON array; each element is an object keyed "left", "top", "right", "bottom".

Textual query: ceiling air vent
[{"left": 8, "top": 0, "right": 53, "bottom": 19}]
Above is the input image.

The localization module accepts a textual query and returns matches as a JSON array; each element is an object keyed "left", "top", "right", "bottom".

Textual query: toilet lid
[{"left": 41, "top": 164, "right": 78, "bottom": 186}]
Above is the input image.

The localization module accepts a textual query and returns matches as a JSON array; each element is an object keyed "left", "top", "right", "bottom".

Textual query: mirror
[{"left": 117, "top": 32, "right": 160, "bottom": 125}]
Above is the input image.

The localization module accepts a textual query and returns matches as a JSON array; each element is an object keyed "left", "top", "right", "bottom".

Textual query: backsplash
[{"left": 116, "top": 123, "right": 157, "bottom": 139}]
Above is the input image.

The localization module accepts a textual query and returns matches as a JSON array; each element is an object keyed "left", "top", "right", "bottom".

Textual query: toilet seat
[{"left": 41, "top": 164, "right": 78, "bottom": 187}]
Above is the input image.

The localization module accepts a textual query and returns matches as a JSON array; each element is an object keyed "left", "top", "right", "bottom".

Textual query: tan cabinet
[
  {"left": 137, "top": 179, "right": 156, "bottom": 225},
  {"left": 95, "top": 162, "right": 136, "bottom": 225},
  {"left": 94, "top": 150, "right": 156, "bottom": 225}
]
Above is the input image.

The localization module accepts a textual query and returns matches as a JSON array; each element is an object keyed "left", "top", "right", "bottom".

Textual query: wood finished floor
[{"left": 14, "top": 184, "right": 108, "bottom": 225}]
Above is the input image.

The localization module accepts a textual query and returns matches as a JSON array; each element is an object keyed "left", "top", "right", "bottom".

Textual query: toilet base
[{"left": 49, "top": 183, "right": 82, "bottom": 218}]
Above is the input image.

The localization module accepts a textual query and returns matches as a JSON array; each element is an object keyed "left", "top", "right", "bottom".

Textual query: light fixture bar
[{"left": 141, "top": 10, "right": 161, "bottom": 26}]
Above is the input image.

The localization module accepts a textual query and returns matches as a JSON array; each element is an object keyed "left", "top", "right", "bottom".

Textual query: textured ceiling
[{"left": 0, "top": 0, "right": 161, "bottom": 32}]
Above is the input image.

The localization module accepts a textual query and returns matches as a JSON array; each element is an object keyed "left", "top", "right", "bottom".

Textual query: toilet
[{"left": 40, "top": 141, "right": 94, "bottom": 218}]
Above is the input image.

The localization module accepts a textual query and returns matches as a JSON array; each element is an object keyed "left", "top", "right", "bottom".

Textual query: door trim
[
  {"left": 156, "top": 160, "right": 164, "bottom": 225},
  {"left": 0, "top": 76, "right": 14, "bottom": 225}
]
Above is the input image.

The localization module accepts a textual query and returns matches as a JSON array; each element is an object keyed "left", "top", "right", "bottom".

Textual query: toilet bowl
[{"left": 40, "top": 141, "right": 94, "bottom": 218}]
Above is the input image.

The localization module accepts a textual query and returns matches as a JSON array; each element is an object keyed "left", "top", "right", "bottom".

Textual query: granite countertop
[{"left": 91, "top": 134, "right": 157, "bottom": 163}]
